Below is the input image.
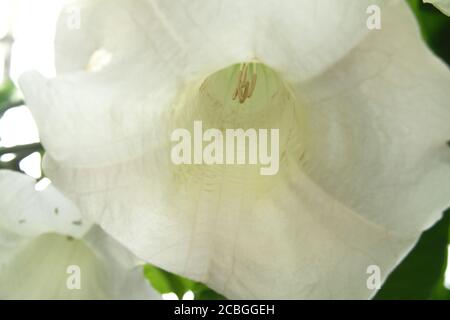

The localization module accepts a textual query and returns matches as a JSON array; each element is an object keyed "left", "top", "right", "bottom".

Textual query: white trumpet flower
[
  {"left": 0, "top": 170, "right": 158, "bottom": 299},
  {"left": 18, "top": 0, "right": 450, "bottom": 299}
]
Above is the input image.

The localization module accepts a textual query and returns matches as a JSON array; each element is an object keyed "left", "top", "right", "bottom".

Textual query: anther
[{"left": 233, "top": 63, "right": 257, "bottom": 104}]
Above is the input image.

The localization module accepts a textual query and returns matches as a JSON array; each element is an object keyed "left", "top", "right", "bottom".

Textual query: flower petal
[
  {"left": 41, "top": 1, "right": 450, "bottom": 299},
  {"left": 20, "top": 0, "right": 382, "bottom": 166},
  {"left": 0, "top": 171, "right": 157, "bottom": 299},
  {"left": 297, "top": 1, "right": 450, "bottom": 236},
  {"left": 55, "top": 0, "right": 379, "bottom": 80},
  {"left": 0, "top": 170, "right": 89, "bottom": 238},
  {"left": 43, "top": 153, "right": 418, "bottom": 299},
  {"left": 0, "top": 226, "right": 158, "bottom": 299}
]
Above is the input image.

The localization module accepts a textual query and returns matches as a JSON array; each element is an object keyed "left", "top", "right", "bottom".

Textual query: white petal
[
  {"left": 0, "top": 226, "right": 157, "bottom": 299},
  {"left": 25, "top": 0, "right": 450, "bottom": 299},
  {"left": 55, "top": 0, "right": 380, "bottom": 80},
  {"left": 297, "top": 1, "right": 450, "bottom": 236},
  {"left": 0, "top": 171, "right": 156, "bottom": 299},
  {"left": 20, "top": 0, "right": 382, "bottom": 166},
  {"left": 0, "top": 170, "right": 89, "bottom": 238},
  {"left": 424, "top": 0, "right": 450, "bottom": 15},
  {"left": 43, "top": 153, "right": 418, "bottom": 299},
  {"left": 9, "top": 0, "right": 66, "bottom": 80},
  {"left": 83, "top": 225, "right": 160, "bottom": 299}
]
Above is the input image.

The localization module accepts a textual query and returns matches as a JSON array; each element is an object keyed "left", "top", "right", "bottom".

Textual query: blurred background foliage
[
  {"left": 0, "top": 0, "right": 449, "bottom": 300},
  {"left": 144, "top": 265, "right": 225, "bottom": 300},
  {"left": 0, "top": 80, "right": 16, "bottom": 114},
  {"left": 408, "top": 0, "right": 450, "bottom": 62}
]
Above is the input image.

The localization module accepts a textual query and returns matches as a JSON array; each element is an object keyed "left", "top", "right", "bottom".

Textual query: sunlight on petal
[
  {"left": 86, "top": 48, "right": 113, "bottom": 73},
  {"left": 0, "top": 106, "right": 39, "bottom": 147},
  {"left": 182, "top": 290, "right": 195, "bottom": 300},
  {"left": 34, "top": 177, "right": 52, "bottom": 192},
  {"left": 0, "top": 153, "right": 16, "bottom": 162},
  {"left": 19, "top": 151, "right": 41, "bottom": 179},
  {"left": 9, "top": 0, "right": 63, "bottom": 82},
  {"left": 162, "top": 292, "right": 179, "bottom": 300},
  {"left": 0, "top": 0, "right": 15, "bottom": 39}
]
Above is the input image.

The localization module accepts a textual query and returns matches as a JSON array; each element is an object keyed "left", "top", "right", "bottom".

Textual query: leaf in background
[
  {"left": 375, "top": 211, "right": 449, "bottom": 299},
  {"left": 190, "top": 283, "right": 226, "bottom": 300},
  {"left": 407, "top": 0, "right": 450, "bottom": 64},
  {"left": 144, "top": 265, "right": 225, "bottom": 300},
  {"left": 0, "top": 80, "right": 16, "bottom": 116}
]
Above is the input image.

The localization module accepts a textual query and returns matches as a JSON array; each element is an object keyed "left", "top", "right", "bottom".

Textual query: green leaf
[
  {"left": 374, "top": 211, "right": 450, "bottom": 299},
  {"left": 407, "top": 0, "right": 450, "bottom": 64},
  {"left": 144, "top": 265, "right": 225, "bottom": 300},
  {"left": 143, "top": 265, "right": 194, "bottom": 298},
  {"left": 190, "top": 283, "right": 226, "bottom": 300},
  {"left": 0, "top": 80, "right": 16, "bottom": 113}
]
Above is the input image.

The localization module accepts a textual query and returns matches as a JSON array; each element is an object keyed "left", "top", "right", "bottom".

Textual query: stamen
[
  {"left": 239, "top": 82, "right": 249, "bottom": 103},
  {"left": 240, "top": 63, "right": 249, "bottom": 83},
  {"left": 248, "top": 63, "right": 257, "bottom": 99},
  {"left": 233, "top": 62, "right": 258, "bottom": 104}
]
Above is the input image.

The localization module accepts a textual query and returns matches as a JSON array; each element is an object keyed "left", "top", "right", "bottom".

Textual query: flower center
[
  {"left": 163, "top": 63, "right": 308, "bottom": 190},
  {"left": 232, "top": 63, "right": 258, "bottom": 104}
]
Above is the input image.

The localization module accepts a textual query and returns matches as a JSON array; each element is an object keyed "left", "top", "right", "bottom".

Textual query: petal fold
[
  {"left": 0, "top": 170, "right": 89, "bottom": 238},
  {"left": 424, "top": 0, "right": 450, "bottom": 16},
  {"left": 0, "top": 171, "right": 157, "bottom": 299}
]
